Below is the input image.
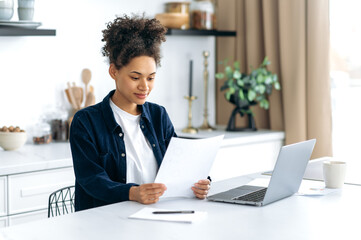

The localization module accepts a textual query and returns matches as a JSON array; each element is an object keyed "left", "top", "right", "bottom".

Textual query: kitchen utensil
[
  {"left": 81, "top": 68, "right": 91, "bottom": 96},
  {"left": 84, "top": 85, "right": 95, "bottom": 107},
  {"left": 66, "top": 82, "right": 78, "bottom": 109},
  {"left": 71, "top": 82, "right": 83, "bottom": 109}
]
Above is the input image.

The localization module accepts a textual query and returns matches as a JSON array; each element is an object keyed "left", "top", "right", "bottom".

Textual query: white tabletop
[{"left": 0, "top": 173, "right": 359, "bottom": 240}]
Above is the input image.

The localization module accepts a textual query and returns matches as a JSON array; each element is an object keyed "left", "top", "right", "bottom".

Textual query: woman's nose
[{"left": 138, "top": 79, "right": 149, "bottom": 91}]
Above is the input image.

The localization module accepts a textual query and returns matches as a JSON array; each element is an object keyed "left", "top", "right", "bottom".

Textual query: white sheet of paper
[
  {"left": 297, "top": 180, "right": 341, "bottom": 196},
  {"left": 154, "top": 135, "right": 224, "bottom": 198},
  {"left": 128, "top": 207, "right": 207, "bottom": 223}
]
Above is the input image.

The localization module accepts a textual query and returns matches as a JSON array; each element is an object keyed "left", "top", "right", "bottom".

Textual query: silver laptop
[{"left": 207, "top": 139, "right": 316, "bottom": 206}]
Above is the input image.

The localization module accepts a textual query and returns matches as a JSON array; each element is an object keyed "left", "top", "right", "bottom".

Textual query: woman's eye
[
  {"left": 148, "top": 78, "right": 154, "bottom": 81},
  {"left": 131, "top": 77, "right": 139, "bottom": 80}
]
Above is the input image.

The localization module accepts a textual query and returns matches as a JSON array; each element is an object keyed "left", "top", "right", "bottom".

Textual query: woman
[{"left": 70, "top": 14, "right": 211, "bottom": 211}]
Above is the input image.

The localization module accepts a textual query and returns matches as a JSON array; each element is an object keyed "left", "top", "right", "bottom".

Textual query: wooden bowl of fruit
[{"left": 0, "top": 126, "right": 27, "bottom": 151}]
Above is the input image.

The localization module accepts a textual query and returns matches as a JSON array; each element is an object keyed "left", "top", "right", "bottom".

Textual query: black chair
[{"left": 48, "top": 186, "right": 75, "bottom": 218}]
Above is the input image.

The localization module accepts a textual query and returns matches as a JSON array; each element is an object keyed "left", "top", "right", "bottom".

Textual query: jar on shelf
[
  {"left": 32, "top": 121, "right": 52, "bottom": 145},
  {"left": 50, "top": 108, "right": 69, "bottom": 142},
  {"left": 165, "top": 2, "right": 190, "bottom": 14},
  {"left": 190, "top": 0, "right": 215, "bottom": 30}
]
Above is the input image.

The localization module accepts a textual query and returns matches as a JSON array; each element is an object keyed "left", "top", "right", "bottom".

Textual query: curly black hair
[{"left": 101, "top": 14, "right": 167, "bottom": 69}]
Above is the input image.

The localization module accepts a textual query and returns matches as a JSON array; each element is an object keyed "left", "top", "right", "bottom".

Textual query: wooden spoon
[
  {"left": 66, "top": 82, "right": 78, "bottom": 110},
  {"left": 71, "top": 82, "right": 83, "bottom": 109},
  {"left": 82, "top": 69, "right": 92, "bottom": 96}
]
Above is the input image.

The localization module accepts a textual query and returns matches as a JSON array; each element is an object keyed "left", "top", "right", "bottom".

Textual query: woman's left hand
[{"left": 192, "top": 179, "right": 211, "bottom": 199}]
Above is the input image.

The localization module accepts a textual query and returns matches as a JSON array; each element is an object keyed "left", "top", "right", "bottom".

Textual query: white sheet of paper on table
[
  {"left": 154, "top": 135, "right": 224, "bottom": 198},
  {"left": 128, "top": 207, "right": 207, "bottom": 223}
]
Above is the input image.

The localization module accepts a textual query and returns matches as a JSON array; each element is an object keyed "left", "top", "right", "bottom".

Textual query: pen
[{"left": 152, "top": 210, "right": 195, "bottom": 214}]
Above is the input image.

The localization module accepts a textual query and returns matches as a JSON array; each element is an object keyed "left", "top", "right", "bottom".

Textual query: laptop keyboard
[{"left": 233, "top": 188, "right": 267, "bottom": 202}]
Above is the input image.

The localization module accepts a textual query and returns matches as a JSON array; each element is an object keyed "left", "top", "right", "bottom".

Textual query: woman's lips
[{"left": 134, "top": 93, "right": 148, "bottom": 99}]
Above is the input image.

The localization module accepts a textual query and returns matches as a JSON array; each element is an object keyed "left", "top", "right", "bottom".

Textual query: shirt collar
[
  {"left": 101, "top": 90, "right": 151, "bottom": 133},
  {"left": 138, "top": 103, "right": 152, "bottom": 123}
]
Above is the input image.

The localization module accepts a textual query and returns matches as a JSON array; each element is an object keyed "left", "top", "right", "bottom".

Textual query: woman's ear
[{"left": 109, "top": 63, "right": 118, "bottom": 80}]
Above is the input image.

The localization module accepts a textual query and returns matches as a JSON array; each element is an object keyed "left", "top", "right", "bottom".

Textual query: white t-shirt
[{"left": 109, "top": 100, "right": 158, "bottom": 185}]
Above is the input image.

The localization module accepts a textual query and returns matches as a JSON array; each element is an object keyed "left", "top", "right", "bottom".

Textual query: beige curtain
[{"left": 216, "top": 0, "right": 332, "bottom": 158}]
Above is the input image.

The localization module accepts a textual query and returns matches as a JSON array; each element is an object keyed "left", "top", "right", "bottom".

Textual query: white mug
[{"left": 323, "top": 161, "right": 346, "bottom": 188}]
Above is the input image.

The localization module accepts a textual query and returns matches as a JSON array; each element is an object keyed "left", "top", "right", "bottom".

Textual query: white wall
[{"left": 0, "top": 0, "right": 216, "bottom": 133}]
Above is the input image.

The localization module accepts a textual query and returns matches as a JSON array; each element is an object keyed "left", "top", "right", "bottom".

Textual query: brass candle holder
[
  {"left": 199, "top": 51, "right": 216, "bottom": 131},
  {"left": 182, "top": 96, "right": 198, "bottom": 134}
]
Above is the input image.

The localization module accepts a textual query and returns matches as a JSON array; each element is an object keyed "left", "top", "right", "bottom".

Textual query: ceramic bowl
[
  {"left": 17, "top": 7, "right": 33, "bottom": 20},
  {"left": 0, "top": 131, "right": 27, "bottom": 151},
  {"left": 0, "top": 0, "right": 14, "bottom": 8},
  {"left": 0, "top": 7, "right": 14, "bottom": 20},
  {"left": 155, "top": 13, "right": 189, "bottom": 29}
]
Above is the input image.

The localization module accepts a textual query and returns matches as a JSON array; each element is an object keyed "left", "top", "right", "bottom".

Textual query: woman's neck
[{"left": 111, "top": 92, "right": 140, "bottom": 115}]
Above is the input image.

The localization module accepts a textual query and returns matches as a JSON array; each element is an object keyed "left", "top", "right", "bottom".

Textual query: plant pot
[{"left": 226, "top": 106, "right": 257, "bottom": 132}]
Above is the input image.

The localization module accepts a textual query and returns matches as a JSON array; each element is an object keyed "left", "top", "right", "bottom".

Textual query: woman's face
[{"left": 110, "top": 56, "right": 156, "bottom": 114}]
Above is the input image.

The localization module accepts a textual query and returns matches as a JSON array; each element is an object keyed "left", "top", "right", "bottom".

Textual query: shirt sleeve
[{"left": 70, "top": 113, "right": 137, "bottom": 204}]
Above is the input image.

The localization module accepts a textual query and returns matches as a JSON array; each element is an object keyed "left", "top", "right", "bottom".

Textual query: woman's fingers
[
  {"left": 192, "top": 179, "right": 211, "bottom": 199},
  {"left": 132, "top": 183, "right": 167, "bottom": 204}
]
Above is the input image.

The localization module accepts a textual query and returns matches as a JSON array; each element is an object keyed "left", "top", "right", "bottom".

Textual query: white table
[{"left": 0, "top": 172, "right": 359, "bottom": 240}]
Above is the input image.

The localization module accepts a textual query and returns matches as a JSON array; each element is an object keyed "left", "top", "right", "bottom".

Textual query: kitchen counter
[
  {"left": 0, "top": 142, "right": 74, "bottom": 227},
  {"left": 0, "top": 142, "right": 72, "bottom": 176},
  {"left": 178, "top": 127, "right": 285, "bottom": 146},
  {"left": 0, "top": 129, "right": 285, "bottom": 177}
]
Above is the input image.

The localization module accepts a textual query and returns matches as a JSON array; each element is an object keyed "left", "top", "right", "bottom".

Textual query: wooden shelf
[
  {"left": 166, "top": 29, "right": 236, "bottom": 37},
  {"left": 0, "top": 28, "right": 56, "bottom": 36}
]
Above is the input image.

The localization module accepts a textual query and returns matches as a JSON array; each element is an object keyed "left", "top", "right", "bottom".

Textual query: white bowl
[
  {"left": 0, "top": 7, "right": 14, "bottom": 20},
  {"left": 0, "top": 131, "right": 27, "bottom": 151},
  {"left": 0, "top": 0, "right": 14, "bottom": 8}
]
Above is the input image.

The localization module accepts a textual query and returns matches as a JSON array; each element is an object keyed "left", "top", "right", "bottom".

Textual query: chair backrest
[{"left": 48, "top": 186, "right": 75, "bottom": 218}]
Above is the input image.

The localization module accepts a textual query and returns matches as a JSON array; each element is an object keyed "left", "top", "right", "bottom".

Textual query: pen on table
[{"left": 152, "top": 210, "right": 195, "bottom": 214}]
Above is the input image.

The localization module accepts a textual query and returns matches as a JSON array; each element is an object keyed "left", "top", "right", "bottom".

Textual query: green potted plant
[{"left": 215, "top": 57, "right": 281, "bottom": 131}]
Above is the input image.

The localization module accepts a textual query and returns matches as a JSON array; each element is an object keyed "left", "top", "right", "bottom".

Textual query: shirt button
[
  {"left": 152, "top": 144, "right": 155, "bottom": 147},
  {"left": 121, "top": 153, "right": 125, "bottom": 157},
  {"left": 119, "top": 133, "right": 123, "bottom": 137},
  {"left": 141, "top": 125, "right": 144, "bottom": 129}
]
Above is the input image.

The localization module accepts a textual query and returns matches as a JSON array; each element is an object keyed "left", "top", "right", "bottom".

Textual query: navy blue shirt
[{"left": 70, "top": 90, "right": 177, "bottom": 211}]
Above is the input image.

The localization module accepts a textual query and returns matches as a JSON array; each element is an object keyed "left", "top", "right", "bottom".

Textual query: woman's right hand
[{"left": 129, "top": 183, "right": 167, "bottom": 204}]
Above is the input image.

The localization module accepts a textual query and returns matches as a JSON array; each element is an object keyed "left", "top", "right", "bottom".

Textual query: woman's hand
[
  {"left": 192, "top": 179, "right": 211, "bottom": 199},
  {"left": 129, "top": 183, "right": 167, "bottom": 204}
]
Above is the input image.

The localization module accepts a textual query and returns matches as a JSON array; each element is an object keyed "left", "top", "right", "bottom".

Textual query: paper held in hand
[{"left": 154, "top": 135, "right": 224, "bottom": 198}]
